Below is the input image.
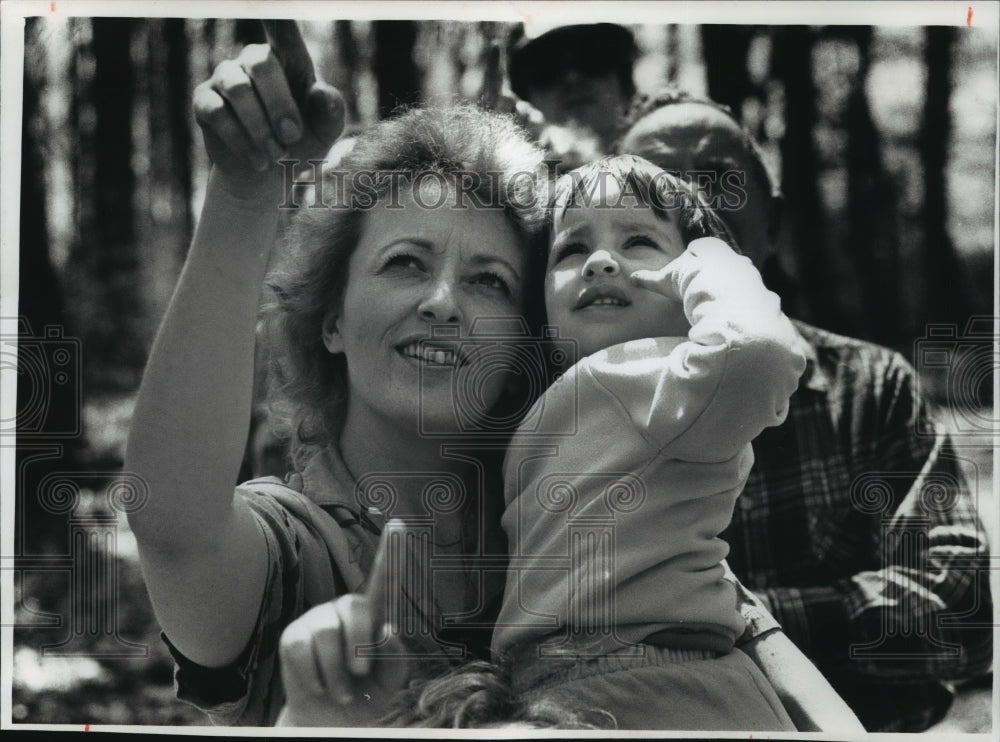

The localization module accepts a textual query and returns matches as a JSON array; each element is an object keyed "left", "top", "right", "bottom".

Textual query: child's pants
[{"left": 513, "top": 644, "right": 796, "bottom": 731}]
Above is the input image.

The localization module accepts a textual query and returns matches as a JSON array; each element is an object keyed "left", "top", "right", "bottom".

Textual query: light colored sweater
[{"left": 492, "top": 238, "right": 807, "bottom": 659}]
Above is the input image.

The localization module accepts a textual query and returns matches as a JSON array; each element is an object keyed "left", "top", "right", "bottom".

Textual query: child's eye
[
  {"left": 472, "top": 271, "right": 511, "bottom": 295},
  {"left": 382, "top": 253, "right": 424, "bottom": 271},
  {"left": 552, "top": 242, "right": 588, "bottom": 264},
  {"left": 623, "top": 235, "right": 660, "bottom": 250}
]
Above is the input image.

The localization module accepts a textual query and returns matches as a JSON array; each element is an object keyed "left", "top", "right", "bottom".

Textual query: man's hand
[{"left": 193, "top": 20, "right": 345, "bottom": 192}]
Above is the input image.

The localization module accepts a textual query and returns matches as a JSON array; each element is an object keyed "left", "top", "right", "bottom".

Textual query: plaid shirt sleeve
[{"left": 727, "top": 324, "right": 992, "bottom": 690}]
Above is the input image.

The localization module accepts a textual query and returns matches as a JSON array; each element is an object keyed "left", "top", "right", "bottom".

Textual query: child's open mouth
[{"left": 575, "top": 285, "right": 631, "bottom": 310}]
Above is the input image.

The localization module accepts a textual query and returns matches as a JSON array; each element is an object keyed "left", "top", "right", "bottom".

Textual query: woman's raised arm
[{"left": 124, "top": 21, "right": 344, "bottom": 668}]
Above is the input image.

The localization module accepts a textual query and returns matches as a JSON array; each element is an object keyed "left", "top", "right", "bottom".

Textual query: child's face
[{"left": 546, "top": 182, "right": 691, "bottom": 360}]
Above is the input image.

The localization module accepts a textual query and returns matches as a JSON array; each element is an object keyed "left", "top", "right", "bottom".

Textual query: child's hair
[
  {"left": 379, "top": 659, "right": 617, "bottom": 729},
  {"left": 549, "top": 154, "right": 741, "bottom": 253}
]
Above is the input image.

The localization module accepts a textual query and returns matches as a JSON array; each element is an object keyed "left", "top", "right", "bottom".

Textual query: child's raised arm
[
  {"left": 124, "top": 21, "right": 344, "bottom": 668},
  {"left": 625, "top": 236, "right": 807, "bottom": 457}
]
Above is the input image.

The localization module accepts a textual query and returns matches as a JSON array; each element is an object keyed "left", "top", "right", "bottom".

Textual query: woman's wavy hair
[
  {"left": 379, "top": 659, "right": 617, "bottom": 729},
  {"left": 263, "top": 105, "right": 550, "bottom": 469},
  {"left": 549, "top": 153, "right": 741, "bottom": 253}
]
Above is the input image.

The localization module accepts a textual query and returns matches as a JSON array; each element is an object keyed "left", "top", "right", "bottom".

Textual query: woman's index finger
[
  {"left": 368, "top": 519, "right": 433, "bottom": 637},
  {"left": 363, "top": 520, "right": 393, "bottom": 630},
  {"left": 261, "top": 19, "right": 316, "bottom": 95}
]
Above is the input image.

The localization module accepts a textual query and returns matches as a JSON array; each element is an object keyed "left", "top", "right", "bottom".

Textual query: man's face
[
  {"left": 525, "top": 65, "right": 630, "bottom": 150},
  {"left": 620, "top": 102, "right": 775, "bottom": 266}
]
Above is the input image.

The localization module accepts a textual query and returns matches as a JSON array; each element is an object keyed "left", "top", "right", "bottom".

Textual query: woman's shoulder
[{"left": 234, "top": 468, "right": 375, "bottom": 594}]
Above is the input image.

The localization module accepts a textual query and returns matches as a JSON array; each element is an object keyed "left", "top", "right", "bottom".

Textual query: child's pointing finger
[{"left": 630, "top": 267, "right": 677, "bottom": 298}]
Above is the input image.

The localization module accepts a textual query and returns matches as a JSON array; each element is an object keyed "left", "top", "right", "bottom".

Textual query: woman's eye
[
  {"left": 383, "top": 253, "right": 424, "bottom": 271},
  {"left": 552, "top": 243, "right": 587, "bottom": 264},
  {"left": 472, "top": 272, "right": 511, "bottom": 295}
]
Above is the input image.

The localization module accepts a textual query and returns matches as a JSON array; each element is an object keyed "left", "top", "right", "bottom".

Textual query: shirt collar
[
  {"left": 792, "top": 320, "right": 830, "bottom": 394},
  {"left": 298, "top": 444, "right": 361, "bottom": 508}
]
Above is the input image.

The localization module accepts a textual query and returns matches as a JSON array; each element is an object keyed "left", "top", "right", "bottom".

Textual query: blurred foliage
[{"left": 12, "top": 502, "right": 203, "bottom": 725}]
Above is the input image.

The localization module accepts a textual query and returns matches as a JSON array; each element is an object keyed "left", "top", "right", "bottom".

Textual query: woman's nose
[
  {"left": 418, "top": 279, "right": 461, "bottom": 323},
  {"left": 582, "top": 250, "right": 620, "bottom": 279}
]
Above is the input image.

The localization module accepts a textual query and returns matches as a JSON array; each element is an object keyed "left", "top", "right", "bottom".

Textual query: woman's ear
[{"left": 321, "top": 310, "right": 345, "bottom": 354}]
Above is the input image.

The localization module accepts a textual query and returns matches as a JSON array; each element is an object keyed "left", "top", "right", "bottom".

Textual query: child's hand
[
  {"left": 276, "top": 519, "right": 420, "bottom": 726},
  {"left": 630, "top": 237, "right": 742, "bottom": 303},
  {"left": 629, "top": 261, "right": 685, "bottom": 304},
  {"left": 193, "top": 20, "right": 344, "bottom": 193}
]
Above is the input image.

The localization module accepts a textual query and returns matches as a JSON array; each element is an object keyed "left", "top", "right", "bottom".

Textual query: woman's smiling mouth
[{"left": 399, "top": 341, "right": 462, "bottom": 366}]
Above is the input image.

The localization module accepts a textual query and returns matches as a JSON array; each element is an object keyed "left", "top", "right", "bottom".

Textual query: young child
[{"left": 490, "top": 155, "right": 807, "bottom": 730}]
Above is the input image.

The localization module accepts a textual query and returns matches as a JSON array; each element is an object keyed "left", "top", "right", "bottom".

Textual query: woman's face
[{"left": 323, "top": 181, "right": 531, "bottom": 435}]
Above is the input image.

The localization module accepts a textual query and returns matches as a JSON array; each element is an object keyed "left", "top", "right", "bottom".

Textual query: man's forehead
[{"left": 625, "top": 102, "right": 747, "bottom": 159}]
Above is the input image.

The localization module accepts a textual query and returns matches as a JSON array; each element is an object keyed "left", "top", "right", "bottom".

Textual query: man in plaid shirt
[{"left": 620, "top": 89, "right": 994, "bottom": 732}]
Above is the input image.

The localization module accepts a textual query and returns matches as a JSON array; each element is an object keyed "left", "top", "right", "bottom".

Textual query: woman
[{"left": 125, "top": 24, "right": 548, "bottom": 726}]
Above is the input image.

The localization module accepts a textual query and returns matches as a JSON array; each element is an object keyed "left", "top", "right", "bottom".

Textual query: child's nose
[{"left": 583, "top": 250, "right": 620, "bottom": 279}]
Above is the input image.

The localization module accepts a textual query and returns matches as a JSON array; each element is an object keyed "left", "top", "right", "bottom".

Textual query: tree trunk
[
  {"left": 373, "top": 21, "right": 421, "bottom": 118},
  {"left": 16, "top": 17, "right": 82, "bottom": 549},
  {"left": 919, "top": 26, "right": 975, "bottom": 329},
  {"left": 89, "top": 18, "right": 142, "bottom": 389},
  {"left": 330, "top": 20, "right": 361, "bottom": 128},
  {"left": 664, "top": 25, "right": 680, "bottom": 83},
  {"left": 234, "top": 18, "right": 266, "bottom": 47},
  {"left": 139, "top": 19, "right": 194, "bottom": 331},
  {"left": 844, "top": 27, "right": 902, "bottom": 347},
  {"left": 200, "top": 18, "right": 217, "bottom": 77},
  {"left": 166, "top": 19, "right": 194, "bottom": 243},
  {"left": 701, "top": 25, "right": 753, "bottom": 115},
  {"left": 771, "top": 27, "right": 840, "bottom": 333}
]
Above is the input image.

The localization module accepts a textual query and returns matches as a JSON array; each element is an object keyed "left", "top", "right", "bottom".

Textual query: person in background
[
  {"left": 617, "top": 86, "right": 994, "bottom": 732},
  {"left": 502, "top": 22, "right": 638, "bottom": 169}
]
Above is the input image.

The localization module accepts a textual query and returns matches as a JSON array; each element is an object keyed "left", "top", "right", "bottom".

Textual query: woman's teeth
[
  {"left": 589, "top": 297, "right": 626, "bottom": 306},
  {"left": 403, "top": 344, "right": 456, "bottom": 364}
]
